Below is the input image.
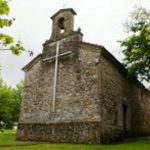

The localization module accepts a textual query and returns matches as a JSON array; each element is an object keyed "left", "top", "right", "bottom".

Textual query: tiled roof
[{"left": 79, "top": 41, "right": 104, "bottom": 49}]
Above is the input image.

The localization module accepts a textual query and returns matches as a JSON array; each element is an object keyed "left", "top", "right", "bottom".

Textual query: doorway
[{"left": 122, "top": 104, "right": 128, "bottom": 135}]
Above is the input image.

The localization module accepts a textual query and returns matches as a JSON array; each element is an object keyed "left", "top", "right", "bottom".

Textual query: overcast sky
[{"left": 0, "top": 0, "right": 150, "bottom": 87}]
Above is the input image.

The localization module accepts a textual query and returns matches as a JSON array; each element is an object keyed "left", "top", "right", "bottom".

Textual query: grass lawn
[
  {"left": 1, "top": 130, "right": 150, "bottom": 150},
  {"left": 0, "top": 129, "right": 21, "bottom": 145}
]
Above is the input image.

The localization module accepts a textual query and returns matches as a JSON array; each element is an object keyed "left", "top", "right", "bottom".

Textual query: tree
[
  {"left": 11, "top": 80, "right": 24, "bottom": 123},
  {"left": 0, "top": 0, "right": 33, "bottom": 55},
  {"left": 0, "top": 86, "right": 15, "bottom": 129},
  {"left": 0, "top": 72, "right": 23, "bottom": 129},
  {"left": 120, "top": 7, "right": 150, "bottom": 82}
]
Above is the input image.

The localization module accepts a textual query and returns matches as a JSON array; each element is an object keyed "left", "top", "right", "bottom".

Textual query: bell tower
[{"left": 50, "top": 8, "right": 77, "bottom": 41}]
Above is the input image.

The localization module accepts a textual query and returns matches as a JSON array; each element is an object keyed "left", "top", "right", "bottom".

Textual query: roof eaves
[{"left": 22, "top": 54, "right": 42, "bottom": 72}]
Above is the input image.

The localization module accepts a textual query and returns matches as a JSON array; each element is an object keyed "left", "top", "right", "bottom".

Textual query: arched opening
[{"left": 57, "top": 17, "right": 65, "bottom": 34}]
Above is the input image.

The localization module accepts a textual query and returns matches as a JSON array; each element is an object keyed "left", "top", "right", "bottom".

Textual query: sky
[{"left": 0, "top": 0, "right": 150, "bottom": 87}]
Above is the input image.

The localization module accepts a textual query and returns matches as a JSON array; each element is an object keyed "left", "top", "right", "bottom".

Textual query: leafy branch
[
  {"left": 120, "top": 7, "right": 150, "bottom": 82},
  {"left": 0, "top": 0, "right": 33, "bottom": 56}
]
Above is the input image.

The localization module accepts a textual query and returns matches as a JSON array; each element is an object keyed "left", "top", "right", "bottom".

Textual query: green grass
[
  {"left": 0, "top": 130, "right": 150, "bottom": 150},
  {"left": 0, "top": 129, "right": 19, "bottom": 145}
]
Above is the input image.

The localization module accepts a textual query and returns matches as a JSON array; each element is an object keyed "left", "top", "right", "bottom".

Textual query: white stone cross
[{"left": 43, "top": 42, "right": 72, "bottom": 113}]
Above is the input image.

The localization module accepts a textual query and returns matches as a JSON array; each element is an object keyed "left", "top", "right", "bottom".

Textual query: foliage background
[{"left": 0, "top": 70, "right": 23, "bottom": 129}]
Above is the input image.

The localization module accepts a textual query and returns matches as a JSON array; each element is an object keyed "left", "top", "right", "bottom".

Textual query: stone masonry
[{"left": 17, "top": 8, "right": 150, "bottom": 144}]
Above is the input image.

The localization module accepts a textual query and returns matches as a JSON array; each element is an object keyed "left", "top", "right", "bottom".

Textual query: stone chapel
[{"left": 17, "top": 8, "right": 150, "bottom": 144}]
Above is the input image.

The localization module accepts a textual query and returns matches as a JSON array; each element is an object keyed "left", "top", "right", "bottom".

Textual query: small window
[{"left": 58, "top": 17, "right": 65, "bottom": 33}]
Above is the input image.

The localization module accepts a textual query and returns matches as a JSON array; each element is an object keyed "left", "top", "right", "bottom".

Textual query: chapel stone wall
[
  {"left": 17, "top": 36, "right": 103, "bottom": 143},
  {"left": 19, "top": 58, "right": 50, "bottom": 123},
  {"left": 100, "top": 52, "right": 150, "bottom": 143}
]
